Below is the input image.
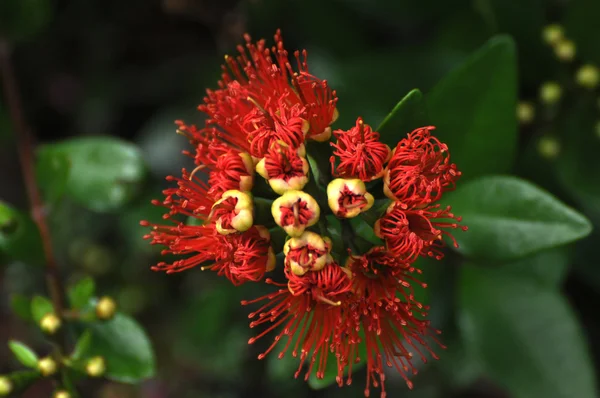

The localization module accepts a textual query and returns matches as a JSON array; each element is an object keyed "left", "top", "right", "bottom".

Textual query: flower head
[
  {"left": 272, "top": 190, "right": 320, "bottom": 237},
  {"left": 384, "top": 126, "right": 459, "bottom": 207},
  {"left": 256, "top": 141, "right": 310, "bottom": 194},
  {"left": 330, "top": 117, "right": 391, "bottom": 181},
  {"left": 327, "top": 178, "right": 374, "bottom": 218},
  {"left": 210, "top": 190, "right": 254, "bottom": 235},
  {"left": 375, "top": 203, "right": 467, "bottom": 262}
]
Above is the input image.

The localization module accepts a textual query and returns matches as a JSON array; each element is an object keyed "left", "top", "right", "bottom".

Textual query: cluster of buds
[{"left": 143, "top": 30, "right": 467, "bottom": 397}]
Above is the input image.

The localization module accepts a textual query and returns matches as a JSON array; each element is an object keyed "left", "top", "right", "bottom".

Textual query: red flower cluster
[{"left": 142, "top": 30, "right": 466, "bottom": 398}]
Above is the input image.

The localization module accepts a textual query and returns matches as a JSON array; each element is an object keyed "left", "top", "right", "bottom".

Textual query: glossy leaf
[
  {"left": 36, "top": 148, "right": 70, "bottom": 206},
  {"left": 444, "top": 175, "right": 591, "bottom": 261},
  {"left": 67, "top": 277, "right": 95, "bottom": 310},
  {"left": 37, "top": 137, "right": 147, "bottom": 212},
  {"left": 8, "top": 341, "right": 38, "bottom": 368},
  {"left": 30, "top": 296, "right": 54, "bottom": 323},
  {"left": 71, "top": 330, "right": 93, "bottom": 361},
  {"left": 0, "top": 202, "right": 45, "bottom": 267},
  {"left": 377, "top": 89, "right": 428, "bottom": 147},
  {"left": 427, "top": 36, "right": 517, "bottom": 179},
  {"left": 10, "top": 294, "right": 32, "bottom": 321},
  {"left": 459, "top": 265, "right": 598, "bottom": 398},
  {"left": 500, "top": 246, "right": 571, "bottom": 287},
  {"left": 87, "top": 313, "right": 156, "bottom": 383}
]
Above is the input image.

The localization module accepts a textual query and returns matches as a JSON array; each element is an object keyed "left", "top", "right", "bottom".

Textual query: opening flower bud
[
  {"left": 38, "top": 357, "right": 58, "bottom": 377},
  {"left": 542, "top": 24, "right": 564, "bottom": 46},
  {"left": 517, "top": 102, "right": 535, "bottom": 124},
  {"left": 40, "top": 313, "right": 62, "bottom": 334},
  {"left": 327, "top": 178, "right": 374, "bottom": 218},
  {"left": 539, "top": 82, "right": 562, "bottom": 104},
  {"left": 271, "top": 190, "right": 320, "bottom": 237},
  {"left": 554, "top": 39, "right": 576, "bottom": 62},
  {"left": 86, "top": 356, "right": 106, "bottom": 377},
  {"left": 284, "top": 231, "right": 331, "bottom": 276},
  {"left": 210, "top": 190, "right": 254, "bottom": 235},
  {"left": 96, "top": 296, "right": 117, "bottom": 320},
  {"left": 255, "top": 141, "right": 310, "bottom": 194},
  {"left": 576, "top": 64, "right": 599, "bottom": 89},
  {"left": 0, "top": 376, "right": 12, "bottom": 396},
  {"left": 54, "top": 390, "right": 71, "bottom": 398}
]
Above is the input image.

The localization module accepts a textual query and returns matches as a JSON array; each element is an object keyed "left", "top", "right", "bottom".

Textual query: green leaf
[
  {"left": 360, "top": 198, "right": 391, "bottom": 226},
  {"left": 444, "top": 175, "right": 591, "bottom": 261},
  {"left": 8, "top": 341, "right": 38, "bottom": 368},
  {"left": 0, "top": 0, "right": 52, "bottom": 42},
  {"left": 427, "top": 36, "right": 517, "bottom": 180},
  {"left": 87, "top": 313, "right": 155, "bottom": 383},
  {"left": 67, "top": 277, "right": 95, "bottom": 309},
  {"left": 0, "top": 202, "right": 45, "bottom": 267},
  {"left": 349, "top": 216, "right": 383, "bottom": 246},
  {"left": 30, "top": 296, "right": 54, "bottom": 323},
  {"left": 71, "top": 330, "right": 93, "bottom": 361},
  {"left": 501, "top": 246, "right": 571, "bottom": 287},
  {"left": 6, "top": 370, "right": 40, "bottom": 393},
  {"left": 10, "top": 294, "right": 32, "bottom": 321},
  {"left": 377, "top": 89, "right": 428, "bottom": 147},
  {"left": 565, "top": 0, "right": 600, "bottom": 64},
  {"left": 36, "top": 148, "right": 70, "bottom": 206},
  {"left": 459, "top": 264, "right": 598, "bottom": 398},
  {"left": 38, "top": 137, "right": 147, "bottom": 212}
]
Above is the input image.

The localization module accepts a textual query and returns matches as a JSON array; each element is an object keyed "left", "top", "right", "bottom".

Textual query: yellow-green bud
[
  {"left": 271, "top": 190, "right": 320, "bottom": 237},
  {"left": 37, "top": 357, "right": 58, "bottom": 377},
  {"left": 40, "top": 313, "right": 62, "bottom": 334},
  {"left": 327, "top": 178, "right": 374, "bottom": 218},
  {"left": 0, "top": 376, "right": 12, "bottom": 396},
  {"left": 539, "top": 82, "right": 562, "bottom": 104},
  {"left": 517, "top": 102, "right": 535, "bottom": 124},
  {"left": 554, "top": 39, "right": 576, "bottom": 62},
  {"left": 283, "top": 231, "right": 331, "bottom": 276},
  {"left": 255, "top": 142, "right": 310, "bottom": 195},
  {"left": 86, "top": 356, "right": 106, "bottom": 377},
  {"left": 54, "top": 390, "right": 71, "bottom": 398},
  {"left": 576, "top": 64, "right": 599, "bottom": 89},
  {"left": 542, "top": 24, "right": 564, "bottom": 46},
  {"left": 96, "top": 296, "right": 117, "bottom": 320},
  {"left": 211, "top": 190, "right": 254, "bottom": 235},
  {"left": 537, "top": 136, "right": 561, "bottom": 160}
]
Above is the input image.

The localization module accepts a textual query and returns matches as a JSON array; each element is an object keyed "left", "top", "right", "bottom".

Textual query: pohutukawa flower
[
  {"left": 330, "top": 117, "right": 391, "bottom": 181},
  {"left": 283, "top": 231, "right": 332, "bottom": 276},
  {"left": 272, "top": 190, "right": 320, "bottom": 237},
  {"left": 375, "top": 202, "right": 467, "bottom": 262},
  {"left": 384, "top": 126, "right": 460, "bottom": 207},
  {"left": 256, "top": 141, "right": 310, "bottom": 194},
  {"left": 242, "top": 263, "right": 352, "bottom": 381},
  {"left": 327, "top": 178, "right": 375, "bottom": 218},
  {"left": 210, "top": 190, "right": 254, "bottom": 235}
]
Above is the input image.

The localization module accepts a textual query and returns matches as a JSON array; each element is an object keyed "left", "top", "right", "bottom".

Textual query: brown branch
[{"left": 0, "top": 39, "right": 67, "bottom": 338}]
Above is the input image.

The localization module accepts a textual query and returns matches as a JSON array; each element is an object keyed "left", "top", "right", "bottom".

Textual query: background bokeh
[{"left": 2, "top": 0, "right": 600, "bottom": 397}]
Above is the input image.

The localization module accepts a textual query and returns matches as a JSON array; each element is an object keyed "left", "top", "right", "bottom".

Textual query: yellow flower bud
[
  {"left": 576, "top": 64, "right": 599, "bottom": 89},
  {"left": 40, "top": 313, "right": 62, "bottom": 334},
  {"left": 539, "top": 82, "right": 562, "bottom": 104},
  {"left": 327, "top": 178, "right": 375, "bottom": 218},
  {"left": 255, "top": 142, "right": 310, "bottom": 195},
  {"left": 0, "top": 376, "right": 12, "bottom": 396},
  {"left": 542, "top": 24, "right": 564, "bottom": 46},
  {"left": 86, "top": 356, "right": 106, "bottom": 378},
  {"left": 54, "top": 390, "right": 71, "bottom": 398},
  {"left": 554, "top": 39, "right": 576, "bottom": 62},
  {"left": 37, "top": 357, "right": 58, "bottom": 377},
  {"left": 517, "top": 102, "right": 535, "bottom": 124},
  {"left": 283, "top": 231, "right": 331, "bottom": 276},
  {"left": 537, "top": 136, "right": 560, "bottom": 160},
  {"left": 211, "top": 190, "right": 254, "bottom": 235},
  {"left": 271, "top": 190, "right": 320, "bottom": 237},
  {"left": 96, "top": 296, "right": 117, "bottom": 320}
]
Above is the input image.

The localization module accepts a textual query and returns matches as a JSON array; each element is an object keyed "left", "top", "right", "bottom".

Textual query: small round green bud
[
  {"left": 54, "top": 390, "right": 71, "bottom": 398},
  {"left": 40, "top": 313, "right": 62, "bottom": 334},
  {"left": 539, "top": 82, "right": 562, "bottom": 104},
  {"left": 554, "top": 39, "right": 576, "bottom": 62},
  {"left": 537, "top": 136, "right": 561, "bottom": 160},
  {"left": 38, "top": 356, "right": 58, "bottom": 377},
  {"left": 85, "top": 356, "right": 106, "bottom": 378},
  {"left": 576, "top": 64, "right": 599, "bottom": 89},
  {"left": 0, "top": 376, "right": 12, "bottom": 396},
  {"left": 542, "top": 24, "right": 564, "bottom": 46},
  {"left": 517, "top": 102, "right": 535, "bottom": 124},
  {"left": 95, "top": 296, "right": 117, "bottom": 320}
]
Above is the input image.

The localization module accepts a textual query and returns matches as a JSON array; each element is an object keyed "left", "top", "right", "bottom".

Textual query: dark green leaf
[
  {"left": 10, "top": 294, "right": 32, "bottom": 321},
  {"left": 67, "top": 277, "right": 95, "bottom": 310},
  {"left": 36, "top": 148, "right": 70, "bottom": 206},
  {"left": 0, "top": 0, "right": 52, "bottom": 42},
  {"left": 444, "top": 175, "right": 591, "bottom": 261},
  {"left": 0, "top": 202, "right": 45, "bottom": 267},
  {"left": 360, "top": 198, "right": 391, "bottom": 226},
  {"left": 427, "top": 36, "right": 517, "bottom": 179},
  {"left": 459, "top": 264, "right": 598, "bottom": 398},
  {"left": 6, "top": 370, "right": 40, "bottom": 394},
  {"left": 30, "top": 296, "right": 54, "bottom": 323},
  {"left": 501, "top": 246, "right": 571, "bottom": 287},
  {"left": 8, "top": 341, "right": 38, "bottom": 368},
  {"left": 377, "top": 89, "right": 428, "bottom": 147},
  {"left": 565, "top": 0, "right": 600, "bottom": 64},
  {"left": 38, "top": 137, "right": 147, "bottom": 212},
  {"left": 71, "top": 330, "right": 93, "bottom": 361},
  {"left": 87, "top": 313, "right": 155, "bottom": 383},
  {"left": 349, "top": 217, "right": 383, "bottom": 246}
]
